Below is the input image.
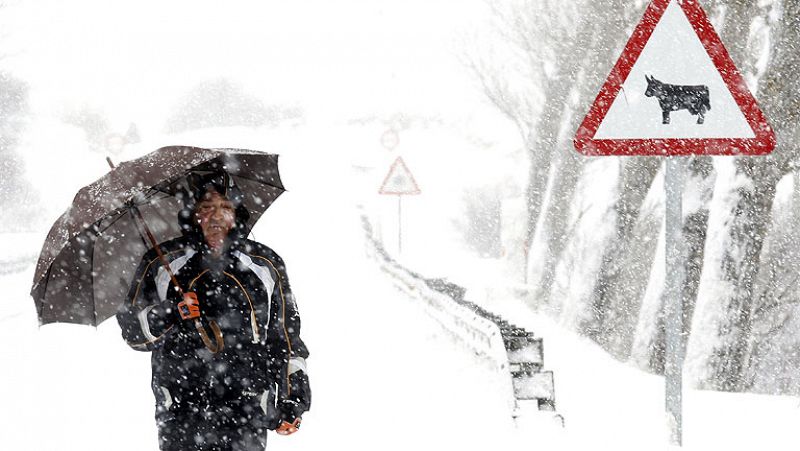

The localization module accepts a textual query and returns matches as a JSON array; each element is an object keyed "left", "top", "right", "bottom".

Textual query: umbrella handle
[{"left": 194, "top": 319, "right": 225, "bottom": 354}]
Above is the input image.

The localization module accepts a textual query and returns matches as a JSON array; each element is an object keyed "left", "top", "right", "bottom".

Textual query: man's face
[{"left": 195, "top": 190, "right": 236, "bottom": 247}]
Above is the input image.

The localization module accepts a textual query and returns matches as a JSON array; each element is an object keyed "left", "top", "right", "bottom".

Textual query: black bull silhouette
[{"left": 644, "top": 75, "right": 710, "bottom": 124}]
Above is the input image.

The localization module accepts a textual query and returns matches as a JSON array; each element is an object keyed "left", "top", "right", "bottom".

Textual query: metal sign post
[
  {"left": 665, "top": 156, "right": 686, "bottom": 445},
  {"left": 573, "top": 0, "right": 775, "bottom": 446},
  {"left": 379, "top": 156, "right": 421, "bottom": 256},
  {"left": 397, "top": 194, "right": 403, "bottom": 254}
]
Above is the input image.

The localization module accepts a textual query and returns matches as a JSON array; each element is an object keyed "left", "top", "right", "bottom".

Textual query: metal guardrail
[{"left": 360, "top": 213, "right": 558, "bottom": 416}]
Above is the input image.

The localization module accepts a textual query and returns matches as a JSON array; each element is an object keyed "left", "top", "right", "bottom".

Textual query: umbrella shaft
[
  {"left": 131, "top": 205, "right": 185, "bottom": 296},
  {"left": 130, "top": 205, "right": 225, "bottom": 354}
]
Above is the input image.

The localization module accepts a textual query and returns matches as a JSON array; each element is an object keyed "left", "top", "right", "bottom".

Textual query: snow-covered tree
[
  {"left": 464, "top": 0, "right": 583, "bottom": 271},
  {"left": 687, "top": 0, "right": 795, "bottom": 392},
  {"left": 164, "top": 78, "right": 303, "bottom": 133},
  {"left": 527, "top": 0, "right": 645, "bottom": 307},
  {"left": 0, "top": 71, "right": 34, "bottom": 231}
]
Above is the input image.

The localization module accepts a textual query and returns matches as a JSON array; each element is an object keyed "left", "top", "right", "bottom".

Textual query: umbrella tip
[{"left": 106, "top": 156, "right": 116, "bottom": 169}]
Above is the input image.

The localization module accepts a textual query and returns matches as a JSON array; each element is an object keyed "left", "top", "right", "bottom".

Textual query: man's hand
[
  {"left": 177, "top": 292, "right": 201, "bottom": 320},
  {"left": 276, "top": 418, "right": 301, "bottom": 436}
]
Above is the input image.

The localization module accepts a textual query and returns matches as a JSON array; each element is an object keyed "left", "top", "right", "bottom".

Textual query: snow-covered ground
[
  {"left": 0, "top": 145, "right": 519, "bottom": 451},
  {"left": 4, "top": 144, "right": 800, "bottom": 451},
  {"left": 394, "top": 223, "right": 800, "bottom": 450},
  {"left": 3, "top": 1, "right": 800, "bottom": 449}
]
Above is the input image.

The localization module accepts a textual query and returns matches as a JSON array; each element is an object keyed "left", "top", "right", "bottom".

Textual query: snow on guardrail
[
  {"left": 0, "top": 233, "right": 42, "bottom": 276},
  {"left": 0, "top": 255, "right": 37, "bottom": 276},
  {"left": 359, "top": 212, "right": 560, "bottom": 425}
]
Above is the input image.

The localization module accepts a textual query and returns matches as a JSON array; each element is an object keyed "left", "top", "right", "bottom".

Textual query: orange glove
[
  {"left": 177, "top": 292, "right": 201, "bottom": 320},
  {"left": 276, "top": 418, "right": 301, "bottom": 436}
]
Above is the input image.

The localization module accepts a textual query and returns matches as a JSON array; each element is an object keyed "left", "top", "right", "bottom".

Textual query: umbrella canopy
[{"left": 30, "top": 146, "right": 285, "bottom": 326}]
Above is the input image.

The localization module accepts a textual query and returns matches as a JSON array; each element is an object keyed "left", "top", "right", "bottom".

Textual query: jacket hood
[{"left": 177, "top": 171, "right": 251, "bottom": 242}]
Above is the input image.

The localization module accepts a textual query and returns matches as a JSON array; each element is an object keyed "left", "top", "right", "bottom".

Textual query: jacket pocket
[{"left": 157, "top": 385, "right": 174, "bottom": 410}]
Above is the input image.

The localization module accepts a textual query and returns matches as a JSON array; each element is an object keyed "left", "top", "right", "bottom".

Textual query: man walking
[{"left": 117, "top": 172, "right": 310, "bottom": 451}]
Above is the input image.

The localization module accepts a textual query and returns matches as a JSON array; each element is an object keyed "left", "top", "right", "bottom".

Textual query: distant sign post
[
  {"left": 574, "top": 0, "right": 775, "bottom": 446},
  {"left": 379, "top": 156, "right": 421, "bottom": 254}
]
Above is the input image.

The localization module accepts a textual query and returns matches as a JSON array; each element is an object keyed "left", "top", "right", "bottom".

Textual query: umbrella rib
[
  {"left": 57, "top": 201, "right": 144, "bottom": 253},
  {"left": 137, "top": 191, "right": 174, "bottom": 205},
  {"left": 35, "top": 264, "right": 54, "bottom": 322},
  {"left": 90, "top": 237, "right": 97, "bottom": 328},
  {"left": 94, "top": 208, "right": 133, "bottom": 235},
  {"left": 227, "top": 173, "right": 285, "bottom": 190},
  {"left": 148, "top": 181, "right": 179, "bottom": 197}
]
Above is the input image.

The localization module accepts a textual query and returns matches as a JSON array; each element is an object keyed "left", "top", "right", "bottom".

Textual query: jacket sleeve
[
  {"left": 116, "top": 251, "right": 177, "bottom": 352},
  {"left": 266, "top": 253, "right": 311, "bottom": 422}
]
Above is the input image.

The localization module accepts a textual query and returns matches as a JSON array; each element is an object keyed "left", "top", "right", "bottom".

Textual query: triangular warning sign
[
  {"left": 379, "top": 157, "right": 421, "bottom": 195},
  {"left": 574, "top": 0, "right": 775, "bottom": 156}
]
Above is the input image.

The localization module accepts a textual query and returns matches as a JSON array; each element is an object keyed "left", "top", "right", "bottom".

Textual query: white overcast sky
[{"left": 3, "top": 0, "right": 495, "bottom": 130}]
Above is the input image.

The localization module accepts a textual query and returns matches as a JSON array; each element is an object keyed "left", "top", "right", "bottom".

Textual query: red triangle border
[
  {"left": 379, "top": 156, "right": 421, "bottom": 195},
  {"left": 573, "top": 0, "right": 775, "bottom": 156}
]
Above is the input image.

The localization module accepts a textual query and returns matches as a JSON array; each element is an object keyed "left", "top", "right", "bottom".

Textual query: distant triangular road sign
[
  {"left": 379, "top": 157, "right": 421, "bottom": 195},
  {"left": 574, "top": 0, "right": 775, "bottom": 156}
]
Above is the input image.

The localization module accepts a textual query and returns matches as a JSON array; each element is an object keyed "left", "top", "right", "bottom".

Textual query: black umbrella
[{"left": 30, "top": 145, "right": 285, "bottom": 331}]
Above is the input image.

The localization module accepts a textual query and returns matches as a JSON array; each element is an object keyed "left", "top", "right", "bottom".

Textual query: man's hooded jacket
[{"left": 117, "top": 173, "right": 310, "bottom": 429}]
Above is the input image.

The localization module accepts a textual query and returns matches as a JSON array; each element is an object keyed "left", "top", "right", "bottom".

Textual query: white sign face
[
  {"left": 379, "top": 156, "right": 421, "bottom": 195},
  {"left": 593, "top": 0, "right": 754, "bottom": 140}
]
